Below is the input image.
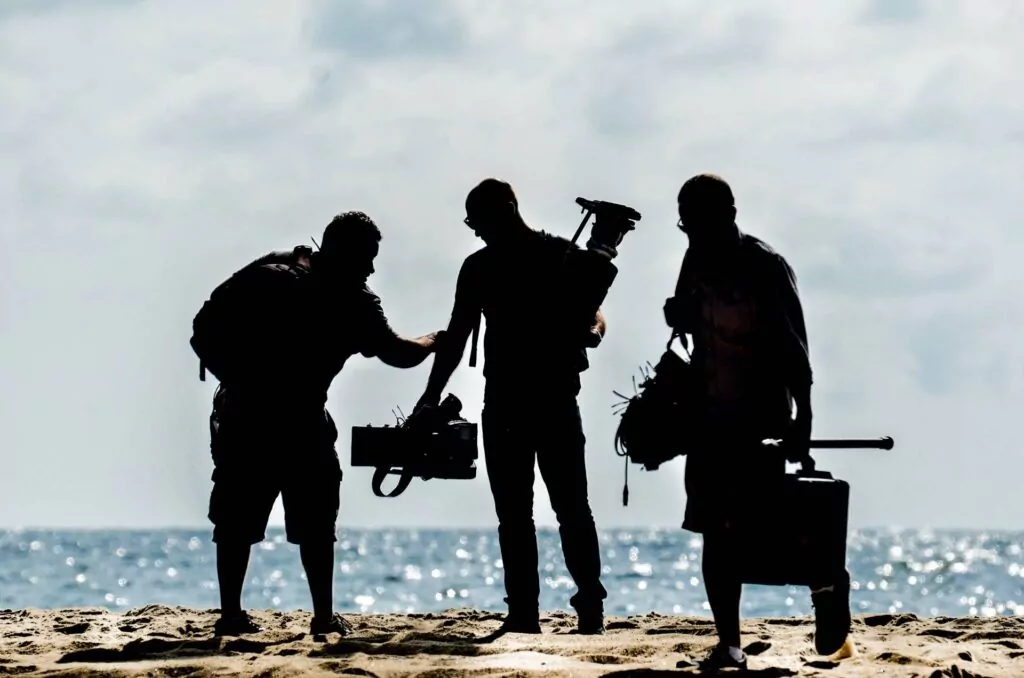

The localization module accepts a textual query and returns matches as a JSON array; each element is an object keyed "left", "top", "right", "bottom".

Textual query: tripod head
[
  {"left": 576, "top": 197, "right": 642, "bottom": 226},
  {"left": 570, "top": 197, "right": 642, "bottom": 257}
]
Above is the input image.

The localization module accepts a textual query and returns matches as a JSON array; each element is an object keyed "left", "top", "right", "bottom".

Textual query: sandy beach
[{"left": 0, "top": 606, "right": 1021, "bottom": 677}]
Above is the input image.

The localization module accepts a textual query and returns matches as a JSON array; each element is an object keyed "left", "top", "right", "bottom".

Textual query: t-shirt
[{"left": 452, "top": 229, "right": 615, "bottom": 397}]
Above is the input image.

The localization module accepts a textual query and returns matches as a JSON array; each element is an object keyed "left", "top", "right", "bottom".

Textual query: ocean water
[{"left": 1, "top": 528, "right": 1022, "bottom": 619}]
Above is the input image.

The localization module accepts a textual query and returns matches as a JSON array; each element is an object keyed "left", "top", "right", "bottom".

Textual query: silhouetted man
[
  {"left": 663, "top": 174, "right": 850, "bottom": 669},
  {"left": 414, "top": 179, "right": 622, "bottom": 634},
  {"left": 191, "top": 212, "right": 440, "bottom": 637}
]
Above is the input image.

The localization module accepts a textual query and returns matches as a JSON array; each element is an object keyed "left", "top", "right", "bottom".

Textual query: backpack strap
[{"left": 468, "top": 312, "right": 481, "bottom": 367}]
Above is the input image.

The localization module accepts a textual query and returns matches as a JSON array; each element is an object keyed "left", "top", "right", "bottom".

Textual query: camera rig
[
  {"left": 569, "top": 197, "right": 641, "bottom": 262},
  {"left": 350, "top": 394, "right": 479, "bottom": 498}
]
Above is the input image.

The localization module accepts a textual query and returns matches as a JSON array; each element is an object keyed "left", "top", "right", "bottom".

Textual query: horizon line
[{"left": 2, "top": 525, "right": 1020, "bottom": 534}]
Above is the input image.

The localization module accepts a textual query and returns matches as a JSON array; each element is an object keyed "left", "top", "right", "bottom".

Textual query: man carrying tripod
[
  {"left": 413, "top": 179, "right": 634, "bottom": 634},
  {"left": 191, "top": 211, "right": 441, "bottom": 637},
  {"left": 663, "top": 174, "right": 851, "bottom": 669}
]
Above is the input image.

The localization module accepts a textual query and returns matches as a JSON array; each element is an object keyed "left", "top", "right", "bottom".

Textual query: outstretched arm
[
  {"left": 358, "top": 290, "right": 439, "bottom": 369},
  {"left": 376, "top": 332, "right": 438, "bottom": 369},
  {"left": 417, "top": 257, "right": 482, "bottom": 408}
]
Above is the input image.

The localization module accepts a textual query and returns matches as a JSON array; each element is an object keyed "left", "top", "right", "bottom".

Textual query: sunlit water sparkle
[{"left": 1, "top": 529, "right": 1021, "bottom": 618}]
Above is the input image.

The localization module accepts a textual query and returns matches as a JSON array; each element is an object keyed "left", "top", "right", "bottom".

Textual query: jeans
[{"left": 481, "top": 389, "right": 607, "bottom": 616}]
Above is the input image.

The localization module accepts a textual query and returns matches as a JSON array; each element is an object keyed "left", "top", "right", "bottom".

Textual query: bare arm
[
  {"left": 358, "top": 289, "right": 438, "bottom": 369},
  {"left": 417, "top": 258, "right": 482, "bottom": 407},
  {"left": 376, "top": 332, "right": 438, "bottom": 369}
]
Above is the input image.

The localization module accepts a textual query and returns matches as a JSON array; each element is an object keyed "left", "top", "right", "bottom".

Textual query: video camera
[{"left": 350, "top": 394, "right": 479, "bottom": 498}]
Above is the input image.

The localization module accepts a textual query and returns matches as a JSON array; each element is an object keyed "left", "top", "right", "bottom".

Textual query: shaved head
[
  {"left": 677, "top": 173, "right": 739, "bottom": 252},
  {"left": 678, "top": 173, "right": 735, "bottom": 214},
  {"left": 464, "top": 177, "right": 526, "bottom": 246}
]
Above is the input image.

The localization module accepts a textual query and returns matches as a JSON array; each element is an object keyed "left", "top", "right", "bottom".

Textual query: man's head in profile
[
  {"left": 677, "top": 173, "right": 738, "bottom": 254},
  {"left": 316, "top": 211, "right": 382, "bottom": 287},
  {"left": 463, "top": 178, "right": 526, "bottom": 248}
]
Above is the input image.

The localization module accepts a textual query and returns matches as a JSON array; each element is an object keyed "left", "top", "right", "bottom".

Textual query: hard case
[{"left": 735, "top": 466, "right": 850, "bottom": 588}]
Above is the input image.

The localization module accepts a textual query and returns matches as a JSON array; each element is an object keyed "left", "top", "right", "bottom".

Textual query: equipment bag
[{"left": 614, "top": 331, "right": 699, "bottom": 505}]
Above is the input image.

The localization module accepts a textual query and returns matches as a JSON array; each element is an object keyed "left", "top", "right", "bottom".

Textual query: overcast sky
[{"left": 2, "top": 0, "right": 1022, "bottom": 532}]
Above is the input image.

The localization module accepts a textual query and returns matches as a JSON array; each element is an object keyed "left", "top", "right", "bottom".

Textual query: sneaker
[
  {"left": 310, "top": 612, "right": 354, "bottom": 637},
  {"left": 213, "top": 611, "right": 263, "bottom": 636},
  {"left": 811, "top": 571, "right": 853, "bottom": 655},
  {"left": 577, "top": 615, "right": 605, "bottom": 635},
  {"left": 677, "top": 643, "right": 747, "bottom": 670},
  {"left": 498, "top": 612, "right": 542, "bottom": 634},
  {"left": 576, "top": 606, "right": 605, "bottom": 635}
]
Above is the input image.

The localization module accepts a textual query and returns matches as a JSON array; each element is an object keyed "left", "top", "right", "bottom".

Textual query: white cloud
[{"left": 1, "top": 0, "right": 1022, "bottom": 531}]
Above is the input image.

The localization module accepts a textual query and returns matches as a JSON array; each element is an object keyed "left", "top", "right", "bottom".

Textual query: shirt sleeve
[
  {"left": 450, "top": 254, "right": 484, "bottom": 331},
  {"left": 772, "top": 255, "right": 813, "bottom": 387},
  {"left": 357, "top": 285, "right": 399, "bottom": 358}
]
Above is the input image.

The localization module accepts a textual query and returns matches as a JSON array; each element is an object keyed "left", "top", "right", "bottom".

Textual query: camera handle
[{"left": 371, "top": 467, "right": 415, "bottom": 498}]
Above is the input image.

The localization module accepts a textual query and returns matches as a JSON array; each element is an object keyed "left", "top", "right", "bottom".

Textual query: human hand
[
  {"left": 587, "top": 214, "right": 635, "bottom": 259},
  {"left": 426, "top": 330, "right": 446, "bottom": 352},
  {"left": 591, "top": 214, "right": 632, "bottom": 248},
  {"left": 780, "top": 415, "right": 812, "bottom": 464},
  {"left": 412, "top": 391, "right": 441, "bottom": 417}
]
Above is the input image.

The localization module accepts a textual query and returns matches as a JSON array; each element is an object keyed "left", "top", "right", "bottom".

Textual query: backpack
[{"left": 190, "top": 246, "right": 313, "bottom": 384}]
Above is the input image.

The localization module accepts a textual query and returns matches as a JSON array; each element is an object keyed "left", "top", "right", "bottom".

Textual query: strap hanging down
[
  {"left": 468, "top": 312, "right": 481, "bottom": 368},
  {"left": 371, "top": 467, "right": 415, "bottom": 498}
]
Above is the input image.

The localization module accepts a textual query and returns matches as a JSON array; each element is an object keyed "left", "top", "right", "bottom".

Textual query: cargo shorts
[{"left": 207, "top": 386, "right": 342, "bottom": 546}]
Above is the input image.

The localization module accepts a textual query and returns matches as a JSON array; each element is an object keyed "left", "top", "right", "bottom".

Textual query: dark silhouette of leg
[
  {"left": 281, "top": 437, "right": 350, "bottom": 636},
  {"left": 216, "top": 541, "right": 251, "bottom": 616},
  {"left": 810, "top": 568, "right": 853, "bottom": 654},
  {"left": 301, "top": 539, "right": 352, "bottom": 638},
  {"left": 300, "top": 541, "right": 335, "bottom": 620},
  {"left": 482, "top": 404, "right": 541, "bottom": 630},
  {"left": 701, "top": 531, "right": 742, "bottom": 649},
  {"left": 207, "top": 389, "right": 279, "bottom": 636},
  {"left": 208, "top": 466, "right": 276, "bottom": 635},
  {"left": 534, "top": 396, "right": 606, "bottom": 631}
]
